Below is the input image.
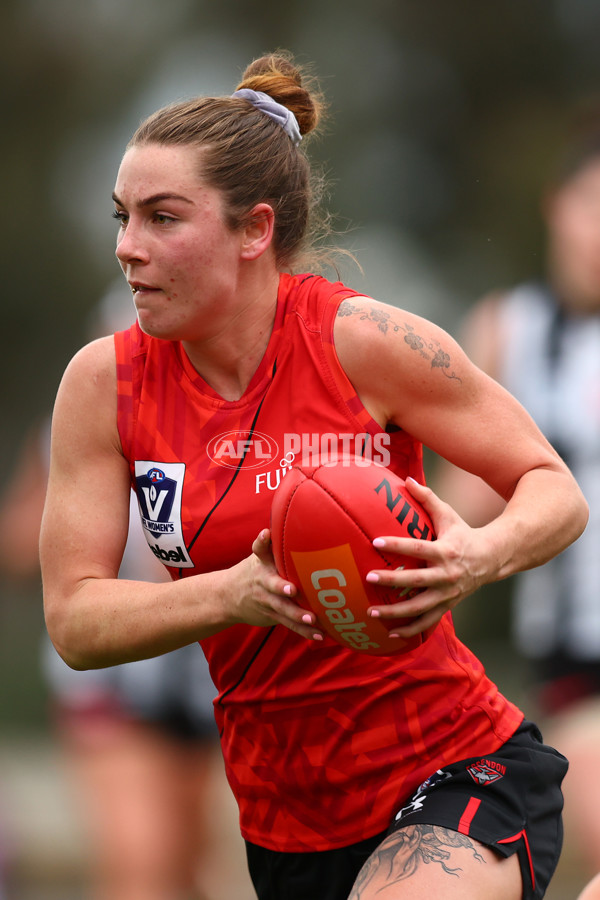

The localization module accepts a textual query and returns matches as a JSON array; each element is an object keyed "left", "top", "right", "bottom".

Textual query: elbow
[
  {"left": 54, "top": 645, "right": 92, "bottom": 672},
  {"left": 553, "top": 466, "right": 589, "bottom": 549},
  {"left": 563, "top": 477, "right": 590, "bottom": 549},
  {"left": 574, "top": 492, "right": 590, "bottom": 542},
  {"left": 45, "top": 627, "right": 93, "bottom": 672},
  {"left": 44, "top": 600, "right": 94, "bottom": 671},
  {"left": 46, "top": 632, "right": 93, "bottom": 671}
]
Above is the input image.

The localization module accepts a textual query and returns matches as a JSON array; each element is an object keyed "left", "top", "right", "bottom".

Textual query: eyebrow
[{"left": 112, "top": 191, "right": 195, "bottom": 208}]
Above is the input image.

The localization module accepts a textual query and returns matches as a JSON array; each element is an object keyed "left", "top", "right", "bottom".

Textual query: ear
[{"left": 240, "top": 203, "right": 275, "bottom": 260}]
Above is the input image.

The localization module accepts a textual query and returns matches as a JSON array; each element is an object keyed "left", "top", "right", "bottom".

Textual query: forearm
[
  {"left": 44, "top": 570, "right": 232, "bottom": 670},
  {"left": 480, "top": 465, "right": 588, "bottom": 582}
]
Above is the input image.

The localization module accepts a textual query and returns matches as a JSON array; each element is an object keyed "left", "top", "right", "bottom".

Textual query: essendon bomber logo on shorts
[
  {"left": 134, "top": 461, "right": 194, "bottom": 568},
  {"left": 467, "top": 759, "right": 506, "bottom": 786}
]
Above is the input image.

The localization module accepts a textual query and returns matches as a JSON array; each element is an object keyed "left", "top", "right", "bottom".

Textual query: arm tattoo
[
  {"left": 337, "top": 300, "right": 461, "bottom": 382},
  {"left": 348, "top": 825, "right": 484, "bottom": 898}
]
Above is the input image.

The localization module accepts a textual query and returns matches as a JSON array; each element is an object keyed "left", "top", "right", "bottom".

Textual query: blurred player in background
[
  {"left": 0, "top": 282, "right": 251, "bottom": 900},
  {"left": 437, "top": 107, "right": 600, "bottom": 887}
]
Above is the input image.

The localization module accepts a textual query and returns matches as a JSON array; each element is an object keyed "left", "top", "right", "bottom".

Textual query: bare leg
[
  {"left": 578, "top": 873, "right": 600, "bottom": 900},
  {"left": 61, "top": 717, "right": 214, "bottom": 900},
  {"left": 348, "top": 825, "right": 522, "bottom": 900},
  {"left": 545, "top": 698, "right": 600, "bottom": 876}
]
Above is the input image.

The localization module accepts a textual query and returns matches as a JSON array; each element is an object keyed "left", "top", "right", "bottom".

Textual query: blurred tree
[{"left": 0, "top": 0, "right": 193, "bottom": 462}]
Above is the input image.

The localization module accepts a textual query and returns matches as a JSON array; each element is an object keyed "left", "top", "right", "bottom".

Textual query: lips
[{"left": 130, "top": 283, "right": 159, "bottom": 294}]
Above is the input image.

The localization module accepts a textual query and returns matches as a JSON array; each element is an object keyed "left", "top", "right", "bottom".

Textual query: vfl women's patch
[{"left": 134, "top": 461, "right": 194, "bottom": 568}]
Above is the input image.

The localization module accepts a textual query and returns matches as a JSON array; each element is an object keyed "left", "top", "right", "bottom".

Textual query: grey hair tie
[{"left": 232, "top": 89, "right": 302, "bottom": 146}]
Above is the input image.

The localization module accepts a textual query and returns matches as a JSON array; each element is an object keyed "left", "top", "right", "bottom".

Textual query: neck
[{"left": 182, "top": 271, "right": 280, "bottom": 400}]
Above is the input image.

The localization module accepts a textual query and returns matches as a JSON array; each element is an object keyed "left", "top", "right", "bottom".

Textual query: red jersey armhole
[{"left": 114, "top": 325, "right": 142, "bottom": 478}]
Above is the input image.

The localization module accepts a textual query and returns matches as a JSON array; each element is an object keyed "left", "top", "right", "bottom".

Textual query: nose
[{"left": 115, "top": 221, "right": 150, "bottom": 266}]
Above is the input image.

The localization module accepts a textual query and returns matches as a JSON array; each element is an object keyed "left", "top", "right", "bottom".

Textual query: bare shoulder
[
  {"left": 59, "top": 335, "right": 117, "bottom": 389},
  {"left": 337, "top": 295, "right": 462, "bottom": 378},
  {"left": 333, "top": 295, "right": 478, "bottom": 433},
  {"left": 56, "top": 336, "right": 116, "bottom": 407},
  {"left": 51, "top": 336, "right": 120, "bottom": 460},
  {"left": 334, "top": 296, "right": 467, "bottom": 420},
  {"left": 333, "top": 294, "right": 561, "bottom": 495}
]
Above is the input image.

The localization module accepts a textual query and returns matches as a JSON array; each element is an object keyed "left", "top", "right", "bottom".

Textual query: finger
[
  {"left": 387, "top": 604, "right": 447, "bottom": 638},
  {"left": 367, "top": 554, "right": 437, "bottom": 592},
  {"left": 405, "top": 476, "right": 453, "bottom": 527},
  {"left": 267, "top": 594, "right": 324, "bottom": 641},
  {"left": 252, "top": 528, "right": 272, "bottom": 560},
  {"left": 269, "top": 572, "right": 298, "bottom": 599},
  {"left": 366, "top": 563, "right": 443, "bottom": 617},
  {"left": 252, "top": 530, "right": 297, "bottom": 594},
  {"left": 368, "top": 589, "right": 434, "bottom": 620},
  {"left": 372, "top": 535, "right": 439, "bottom": 562},
  {"left": 369, "top": 600, "right": 433, "bottom": 625},
  {"left": 404, "top": 476, "right": 435, "bottom": 507}
]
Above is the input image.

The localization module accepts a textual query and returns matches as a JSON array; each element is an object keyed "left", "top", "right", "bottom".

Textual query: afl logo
[
  {"left": 147, "top": 467, "right": 166, "bottom": 483},
  {"left": 207, "top": 430, "right": 278, "bottom": 470}
]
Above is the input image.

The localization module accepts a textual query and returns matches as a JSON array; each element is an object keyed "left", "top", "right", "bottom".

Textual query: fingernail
[
  {"left": 366, "top": 572, "right": 379, "bottom": 583},
  {"left": 388, "top": 633, "right": 400, "bottom": 639},
  {"left": 368, "top": 608, "right": 380, "bottom": 618},
  {"left": 302, "top": 613, "right": 312, "bottom": 624},
  {"left": 312, "top": 633, "right": 324, "bottom": 641},
  {"left": 373, "top": 538, "right": 385, "bottom": 548},
  {"left": 283, "top": 584, "right": 292, "bottom": 596}
]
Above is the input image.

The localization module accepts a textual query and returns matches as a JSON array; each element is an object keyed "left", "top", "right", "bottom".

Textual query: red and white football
[{"left": 270, "top": 458, "right": 437, "bottom": 656}]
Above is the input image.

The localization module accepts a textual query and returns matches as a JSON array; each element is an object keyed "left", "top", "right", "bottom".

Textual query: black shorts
[
  {"left": 388, "top": 720, "right": 568, "bottom": 899},
  {"left": 245, "top": 720, "right": 568, "bottom": 900}
]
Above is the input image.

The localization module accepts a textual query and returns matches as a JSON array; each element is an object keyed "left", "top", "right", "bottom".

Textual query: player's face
[
  {"left": 546, "top": 157, "right": 600, "bottom": 312},
  {"left": 113, "top": 143, "right": 245, "bottom": 341}
]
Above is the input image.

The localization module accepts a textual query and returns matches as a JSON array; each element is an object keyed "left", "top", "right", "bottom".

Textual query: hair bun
[{"left": 236, "top": 51, "right": 324, "bottom": 138}]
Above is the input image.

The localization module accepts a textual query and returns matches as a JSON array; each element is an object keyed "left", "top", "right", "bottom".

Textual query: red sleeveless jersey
[{"left": 115, "top": 272, "right": 523, "bottom": 852}]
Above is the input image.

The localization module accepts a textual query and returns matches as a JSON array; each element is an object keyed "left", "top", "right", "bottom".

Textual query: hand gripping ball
[{"left": 270, "top": 458, "right": 437, "bottom": 655}]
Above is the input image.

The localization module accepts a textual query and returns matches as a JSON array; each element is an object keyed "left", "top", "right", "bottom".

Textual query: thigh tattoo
[{"left": 348, "top": 825, "right": 485, "bottom": 898}]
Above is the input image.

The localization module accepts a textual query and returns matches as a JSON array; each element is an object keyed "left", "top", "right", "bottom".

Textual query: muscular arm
[
  {"left": 432, "top": 292, "right": 513, "bottom": 526},
  {"left": 41, "top": 338, "right": 317, "bottom": 670},
  {"left": 334, "top": 297, "right": 587, "bottom": 621}
]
